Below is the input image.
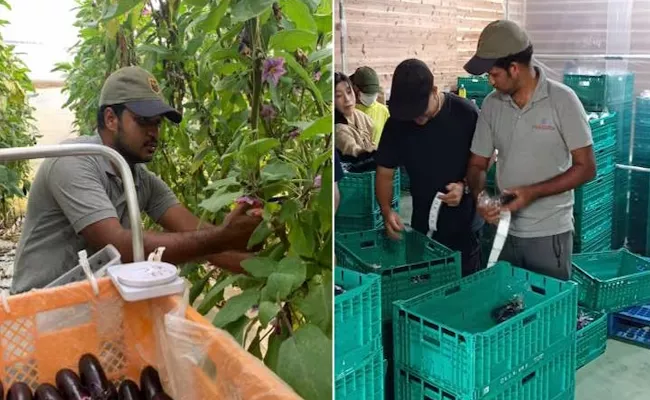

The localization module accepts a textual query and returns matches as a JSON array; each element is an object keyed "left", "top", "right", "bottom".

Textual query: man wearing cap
[
  {"left": 350, "top": 66, "right": 390, "bottom": 144},
  {"left": 374, "top": 59, "right": 484, "bottom": 277},
  {"left": 464, "top": 20, "right": 596, "bottom": 280},
  {"left": 11, "top": 66, "right": 261, "bottom": 293}
]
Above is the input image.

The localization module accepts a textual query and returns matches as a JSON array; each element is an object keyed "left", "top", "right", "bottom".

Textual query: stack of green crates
[
  {"left": 457, "top": 75, "right": 493, "bottom": 108},
  {"left": 336, "top": 169, "right": 400, "bottom": 233},
  {"left": 573, "top": 113, "right": 618, "bottom": 253},
  {"left": 563, "top": 72, "right": 635, "bottom": 249},
  {"left": 399, "top": 166, "right": 410, "bottom": 193},
  {"left": 630, "top": 95, "right": 650, "bottom": 254},
  {"left": 392, "top": 262, "right": 578, "bottom": 399},
  {"left": 334, "top": 268, "right": 384, "bottom": 399},
  {"left": 334, "top": 229, "right": 461, "bottom": 399}
]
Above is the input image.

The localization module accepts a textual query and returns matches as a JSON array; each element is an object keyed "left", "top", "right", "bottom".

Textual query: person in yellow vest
[{"left": 350, "top": 66, "right": 390, "bottom": 144}]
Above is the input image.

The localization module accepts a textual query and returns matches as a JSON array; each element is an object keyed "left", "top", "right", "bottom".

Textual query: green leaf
[
  {"left": 231, "top": 0, "right": 274, "bottom": 22},
  {"left": 300, "top": 114, "right": 332, "bottom": 140},
  {"left": 289, "top": 219, "right": 316, "bottom": 258},
  {"left": 212, "top": 289, "right": 261, "bottom": 328},
  {"left": 223, "top": 315, "right": 251, "bottom": 345},
  {"left": 258, "top": 301, "right": 281, "bottom": 327},
  {"left": 247, "top": 221, "right": 273, "bottom": 249},
  {"left": 197, "top": 0, "right": 230, "bottom": 31},
  {"left": 197, "top": 274, "right": 241, "bottom": 314},
  {"left": 269, "top": 29, "right": 317, "bottom": 52},
  {"left": 308, "top": 46, "right": 332, "bottom": 63},
  {"left": 279, "top": 199, "right": 300, "bottom": 224},
  {"left": 280, "top": 0, "right": 316, "bottom": 32},
  {"left": 278, "top": 50, "right": 326, "bottom": 109},
  {"left": 0, "top": 0, "right": 11, "bottom": 10},
  {"left": 241, "top": 138, "right": 280, "bottom": 158},
  {"left": 100, "top": 0, "right": 143, "bottom": 21},
  {"left": 314, "top": 13, "right": 332, "bottom": 34},
  {"left": 189, "top": 270, "right": 214, "bottom": 305},
  {"left": 295, "top": 273, "right": 332, "bottom": 336},
  {"left": 261, "top": 161, "right": 296, "bottom": 181},
  {"left": 199, "top": 190, "right": 243, "bottom": 212},
  {"left": 276, "top": 324, "right": 332, "bottom": 400},
  {"left": 185, "top": 0, "right": 210, "bottom": 7},
  {"left": 317, "top": 163, "right": 332, "bottom": 233},
  {"left": 241, "top": 257, "right": 277, "bottom": 278},
  {"left": 278, "top": 256, "right": 307, "bottom": 289},
  {"left": 265, "top": 331, "right": 285, "bottom": 370},
  {"left": 263, "top": 272, "right": 294, "bottom": 301}
]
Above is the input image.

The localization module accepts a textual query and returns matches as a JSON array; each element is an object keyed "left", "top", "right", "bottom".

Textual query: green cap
[
  {"left": 99, "top": 66, "right": 182, "bottom": 123},
  {"left": 350, "top": 66, "right": 381, "bottom": 94},
  {"left": 464, "top": 20, "right": 531, "bottom": 76}
]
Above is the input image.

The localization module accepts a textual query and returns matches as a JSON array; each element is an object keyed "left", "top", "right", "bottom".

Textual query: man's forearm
[
  {"left": 116, "top": 227, "right": 232, "bottom": 265},
  {"left": 466, "top": 165, "right": 486, "bottom": 201},
  {"left": 527, "top": 163, "right": 594, "bottom": 200},
  {"left": 375, "top": 168, "right": 395, "bottom": 217}
]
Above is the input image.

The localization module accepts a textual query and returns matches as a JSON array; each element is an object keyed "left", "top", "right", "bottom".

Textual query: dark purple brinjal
[
  {"left": 6, "top": 382, "right": 32, "bottom": 400},
  {"left": 117, "top": 380, "right": 142, "bottom": 400},
  {"left": 34, "top": 384, "right": 63, "bottom": 400},
  {"left": 55, "top": 369, "right": 91, "bottom": 400},
  {"left": 78, "top": 354, "right": 116, "bottom": 400},
  {"left": 139, "top": 367, "right": 164, "bottom": 400},
  {"left": 150, "top": 394, "right": 173, "bottom": 400}
]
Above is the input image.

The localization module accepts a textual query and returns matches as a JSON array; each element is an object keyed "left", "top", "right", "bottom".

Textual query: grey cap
[
  {"left": 464, "top": 20, "right": 531, "bottom": 76},
  {"left": 99, "top": 66, "right": 182, "bottom": 123}
]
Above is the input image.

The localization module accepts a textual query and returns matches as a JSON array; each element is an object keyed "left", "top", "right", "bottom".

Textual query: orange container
[{"left": 0, "top": 278, "right": 301, "bottom": 399}]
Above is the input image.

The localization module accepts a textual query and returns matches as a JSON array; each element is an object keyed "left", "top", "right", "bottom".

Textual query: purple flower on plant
[
  {"left": 236, "top": 195, "right": 263, "bottom": 208},
  {"left": 314, "top": 175, "right": 322, "bottom": 188},
  {"left": 141, "top": 7, "right": 152, "bottom": 16},
  {"left": 288, "top": 128, "right": 301, "bottom": 139},
  {"left": 262, "top": 57, "right": 287, "bottom": 86},
  {"left": 313, "top": 71, "right": 322, "bottom": 81},
  {"left": 261, "top": 104, "right": 276, "bottom": 121}
]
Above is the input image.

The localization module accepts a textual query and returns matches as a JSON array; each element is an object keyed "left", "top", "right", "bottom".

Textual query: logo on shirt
[{"left": 533, "top": 117, "right": 555, "bottom": 131}]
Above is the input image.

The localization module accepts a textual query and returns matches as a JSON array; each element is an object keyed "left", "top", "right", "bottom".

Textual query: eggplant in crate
[{"left": 392, "top": 262, "right": 578, "bottom": 399}]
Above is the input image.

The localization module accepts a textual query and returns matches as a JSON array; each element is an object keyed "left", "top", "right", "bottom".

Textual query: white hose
[
  {"left": 488, "top": 210, "right": 511, "bottom": 268},
  {"left": 427, "top": 192, "right": 444, "bottom": 237}
]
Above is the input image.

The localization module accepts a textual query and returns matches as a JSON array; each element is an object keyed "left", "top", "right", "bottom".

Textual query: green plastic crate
[
  {"left": 338, "top": 169, "right": 400, "bottom": 216},
  {"left": 574, "top": 200, "right": 613, "bottom": 240},
  {"left": 394, "top": 343, "right": 575, "bottom": 400},
  {"left": 335, "top": 209, "right": 389, "bottom": 234},
  {"left": 593, "top": 143, "right": 617, "bottom": 177},
  {"left": 589, "top": 112, "right": 618, "bottom": 148},
  {"left": 392, "top": 262, "right": 578, "bottom": 399},
  {"left": 576, "top": 307, "right": 607, "bottom": 369},
  {"left": 572, "top": 249, "right": 650, "bottom": 312},
  {"left": 574, "top": 216, "right": 613, "bottom": 253},
  {"left": 564, "top": 74, "right": 607, "bottom": 112},
  {"left": 335, "top": 346, "right": 385, "bottom": 400},
  {"left": 574, "top": 172, "right": 615, "bottom": 214},
  {"left": 335, "top": 268, "right": 382, "bottom": 377},
  {"left": 458, "top": 76, "right": 493, "bottom": 97},
  {"left": 335, "top": 229, "right": 461, "bottom": 321}
]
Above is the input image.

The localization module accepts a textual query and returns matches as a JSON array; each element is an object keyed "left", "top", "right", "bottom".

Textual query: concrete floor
[{"left": 398, "top": 193, "right": 650, "bottom": 399}]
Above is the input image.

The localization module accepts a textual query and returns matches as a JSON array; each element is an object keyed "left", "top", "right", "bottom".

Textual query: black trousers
[{"left": 431, "top": 228, "right": 483, "bottom": 278}]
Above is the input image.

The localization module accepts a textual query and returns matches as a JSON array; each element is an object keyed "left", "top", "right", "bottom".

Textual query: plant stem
[{"left": 280, "top": 306, "right": 294, "bottom": 337}]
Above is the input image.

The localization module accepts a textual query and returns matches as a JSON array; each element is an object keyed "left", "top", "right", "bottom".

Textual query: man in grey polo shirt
[
  {"left": 12, "top": 66, "right": 261, "bottom": 293},
  {"left": 465, "top": 20, "right": 596, "bottom": 280}
]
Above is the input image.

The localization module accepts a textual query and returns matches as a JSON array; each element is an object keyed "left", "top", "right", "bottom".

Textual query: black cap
[{"left": 388, "top": 59, "right": 433, "bottom": 121}]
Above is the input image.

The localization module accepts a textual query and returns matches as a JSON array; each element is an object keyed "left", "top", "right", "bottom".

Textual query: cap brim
[
  {"left": 463, "top": 55, "right": 497, "bottom": 76},
  {"left": 359, "top": 84, "right": 381, "bottom": 94},
  {"left": 125, "top": 99, "right": 182, "bottom": 124},
  {"left": 388, "top": 94, "right": 429, "bottom": 121}
]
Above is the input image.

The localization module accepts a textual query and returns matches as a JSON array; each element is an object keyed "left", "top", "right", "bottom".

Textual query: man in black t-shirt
[{"left": 375, "top": 59, "right": 484, "bottom": 277}]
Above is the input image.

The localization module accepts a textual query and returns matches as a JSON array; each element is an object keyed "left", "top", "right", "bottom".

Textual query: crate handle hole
[
  {"left": 523, "top": 314, "right": 537, "bottom": 326},
  {"left": 531, "top": 285, "right": 546, "bottom": 296},
  {"left": 522, "top": 371, "right": 536, "bottom": 385},
  {"left": 441, "top": 327, "right": 456, "bottom": 338},
  {"left": 423, "top": 335, "right": 440, "bottom": 347},
  {"left": 409, "top": 273, "right": 431, "bottom": 284},
  {"left": 424, "top": 382, "right": 439, "bottom": 393},
  {"left": 360, "top": 240, "right": 375, "bottom": 249},
  {"left": 444, "top": 285, "right": 461, "bottom": 296}
]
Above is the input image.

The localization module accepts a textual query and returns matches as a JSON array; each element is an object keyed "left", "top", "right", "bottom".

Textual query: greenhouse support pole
[{"left": 339, "top": 0, "right": 347, "bottom": 73}]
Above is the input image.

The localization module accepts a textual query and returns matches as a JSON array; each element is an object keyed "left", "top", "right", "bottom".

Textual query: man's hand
[
  {"left": 476, "top": 192, "right": 501, "bottom": 225},
  {"left": 501, "top": 186, "right": 536, "bottom": 213},
  {"left": 208, "top": 251, "right": 254, "bottom": 274},
  {"left": 438, "top": 182, "right": 464, "bottom": 207},
  {"left": 220, "top": 204, "right": 264, "bottom": 251},
  {"left": 384, "top": 210, "right": 405, "bottom": 240}
]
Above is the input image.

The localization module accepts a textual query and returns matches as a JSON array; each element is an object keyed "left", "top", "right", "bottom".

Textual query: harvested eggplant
[
  {"left": 34, "top": 384, "right": 63, "bottom": 400},
  {"left": 117, "top": 380, "right": 142, "bottom": 400},
  {"left": 79, "top": 354, "right": 116, "bottom": 399},
  {"left": 151, "top": 394, "right": 172, "bottom": 400},
  {"left": 55, "top": 369, "right": 91, "bottom": 400},
  {"left": 7, "top": 382, "right": 32, "bottom": 400},
  {"left": 139, "top": 367, "right": 163, "bottom": 400}
]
